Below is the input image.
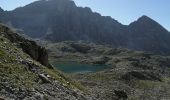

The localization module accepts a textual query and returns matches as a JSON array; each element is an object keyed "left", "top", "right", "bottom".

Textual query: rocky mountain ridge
[{"left": 0, "top": 0, "right": 170, "bottom": 55}]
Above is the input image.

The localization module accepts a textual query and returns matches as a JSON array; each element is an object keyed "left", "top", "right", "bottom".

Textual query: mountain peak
[
  {"left": 13, "top": 0, "right": 76, "bottom": 13},
  {"left": 129, "top": 15, "right": 166, "bottom": 31},
  {"left": 137, "top": 15, "right": 155, "bottom": 23},
  {"left": 139, "top": 15, "right": 151, "bottom": 19}
]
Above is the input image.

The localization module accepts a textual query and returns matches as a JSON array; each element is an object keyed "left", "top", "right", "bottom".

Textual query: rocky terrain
[
  {"left": 0, "top": 24, "right": 170, "bottom": 100},
  {"left": 42, "top": 41, "right": 170, "bottom": 100},
  {"left": 0, "top": 24, "right": 51, "bottom": 68},
  {"left": 0, "top": 24, "right": 92, "bottom": 100},
  {"left": 0, "top": 0, "right": 170, "bottom": 99},
  {"left": 0, "top": 0, "right": 170, "bottom": 55}
]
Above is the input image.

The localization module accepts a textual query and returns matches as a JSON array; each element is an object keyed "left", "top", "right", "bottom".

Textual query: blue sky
[{"left": 0, "top": 0, "right": 169, "bottom": 31}]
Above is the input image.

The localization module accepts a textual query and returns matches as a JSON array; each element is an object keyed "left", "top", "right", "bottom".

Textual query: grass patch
[
  {"left": 87, "top": 73, "right": 111, "bottom": 81},
  {"left": 0, "top": 36, "right": 38, "bottom": 90},
  {"left": 0, "top": 49, "right": 5, "bottom": 57},
  {"left": 44, "top": 68, "right": 88, "bottom": 93},
  {"left": 86, "top": 72, "right": 118, "bottom": 82},
  {"left": 136, "top": 80, "right": 161, "bottom": 89},
  {"left": 0, "top": 63, "right": 38, "bottom": 90}
]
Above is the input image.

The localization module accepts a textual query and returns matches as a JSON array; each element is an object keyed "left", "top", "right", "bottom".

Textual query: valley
[
  {"left": 0, "top": 0, "right": 170, "bottom": 100},
  {"left": 41, "top": 41, "right": 170, "bottom": 100}
]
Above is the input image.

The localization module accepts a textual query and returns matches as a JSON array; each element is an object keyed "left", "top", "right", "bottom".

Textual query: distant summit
[
  {"left": 127, "top": 15, "right": 170, "bottom": 55},
  {"left": 129, "top": 15, "right": 169, "bottom": 33},
  {"left": 0, "top": 0, "right": 170, "bottom": 55}
]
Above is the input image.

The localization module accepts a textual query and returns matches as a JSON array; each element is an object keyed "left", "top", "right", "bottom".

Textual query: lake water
[{"left": 52, "top": 61, "right": 111, "bottom": 73}]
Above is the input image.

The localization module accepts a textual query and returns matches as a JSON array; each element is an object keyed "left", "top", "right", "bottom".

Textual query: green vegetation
[
  {"left": 44, "top": 68, "right": 88, "bottom": 93},
  {"left": 0, "top": 63, "right": 38, "bottom": 90},
  {"left": 135, "top": 77, "right": 170, "bottom": 90},
  {"left": 0, "top": 35, "right": 38, "bottom": 92},
  {"left": 125, "top": 77, "right": 170, "bottom": 100},
  {"left": 86, "top": 73, "right": 116, "bottom": 81},
  {"left": 0, "top": 49, "right": 5, "bottom": 57}
]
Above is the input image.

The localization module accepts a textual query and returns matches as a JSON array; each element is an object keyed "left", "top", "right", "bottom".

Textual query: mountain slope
[
  {"left": 0, "top": 0, "right": 170, "bottom": 55},
  {"left": 0, "top": 24, "right": 52, "bottom": 68},
  {"left": 126, "top": 16, "right": 170, "bottom": 55},
  {"left": 0, "top": 24, "right": 90, "bottom": 99}
]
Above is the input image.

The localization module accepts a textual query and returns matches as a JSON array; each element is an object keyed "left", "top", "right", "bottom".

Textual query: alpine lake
[{"left": 52, "top": 61, "right": 111, "bottom": 73}]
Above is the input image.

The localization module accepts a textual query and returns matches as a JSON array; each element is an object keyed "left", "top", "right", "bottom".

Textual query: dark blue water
[{"left": 52, "top": 61, "right": 110, "bottom": 73}]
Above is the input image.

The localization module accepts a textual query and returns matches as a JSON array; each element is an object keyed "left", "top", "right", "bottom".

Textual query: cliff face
[
  {"left": 0, "top": 24, "right": 52, "bottom": 68},
  {"left": 7, "top": 0, "right": 124, "bottom": 40}
]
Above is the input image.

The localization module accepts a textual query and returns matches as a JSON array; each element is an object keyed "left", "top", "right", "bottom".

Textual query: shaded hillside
[
  {"left": 0, "top": 0, "right": 170, "bottom": 55},
  {"left": 0, "top": 24, "right": 91, "bottom": 99}
]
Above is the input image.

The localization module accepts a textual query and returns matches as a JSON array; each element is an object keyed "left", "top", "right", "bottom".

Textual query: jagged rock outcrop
[
  {"left": 0, "top": 8, "right": 4, "bottom": 22},
  {"left": 0, "top": 7, "right": 3, "bottom": 14},
  {"left": 0, "top": 24, "right": 52, "bottom": 68}
]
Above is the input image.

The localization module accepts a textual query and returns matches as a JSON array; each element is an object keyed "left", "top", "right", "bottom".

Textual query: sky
[{"left": 0, "top": 0, "right": 169, "bottom": 31}]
